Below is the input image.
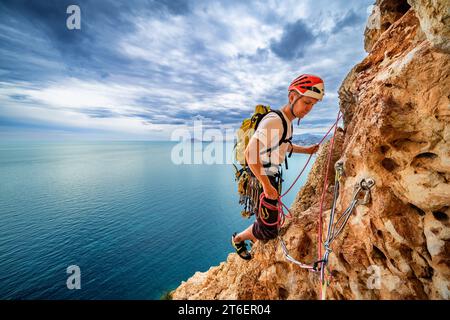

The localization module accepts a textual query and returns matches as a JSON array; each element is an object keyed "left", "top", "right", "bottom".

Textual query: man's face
[{"left": 292, "top": 93, "right": 318, "bottom": 118}]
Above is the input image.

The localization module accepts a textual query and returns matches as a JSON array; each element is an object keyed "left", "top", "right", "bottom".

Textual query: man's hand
[
  {"left": 305, "top": 144, "right": 320, "bottom": 154},
  {"left": 263, "top": 183, "right": 279, "bottom": 200}
]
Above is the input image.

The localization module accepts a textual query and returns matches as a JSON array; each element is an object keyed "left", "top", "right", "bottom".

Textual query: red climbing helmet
[{"left": 288, "top": 74, "right": 325, "bottom": 101}]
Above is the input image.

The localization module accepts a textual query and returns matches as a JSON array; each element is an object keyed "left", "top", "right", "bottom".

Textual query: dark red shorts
[{"left": 252, "top": 175, "right": 281, "bottom": 241}]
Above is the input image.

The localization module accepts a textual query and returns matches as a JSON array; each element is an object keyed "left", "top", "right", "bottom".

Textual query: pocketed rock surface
[{"left": 172, "top": 1, "right": 450, "bottom": 300}]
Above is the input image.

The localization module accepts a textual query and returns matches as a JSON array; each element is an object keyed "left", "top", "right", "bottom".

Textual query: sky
[{"left": 0, "top": 0, "right": 374, "bottom": 141}]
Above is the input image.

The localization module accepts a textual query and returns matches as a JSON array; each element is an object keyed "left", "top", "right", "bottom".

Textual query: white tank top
[{"left": 252, "top": 110, "right": 293, "bottom": 175}]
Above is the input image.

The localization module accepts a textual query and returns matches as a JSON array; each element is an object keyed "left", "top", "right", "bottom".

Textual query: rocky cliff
[{"left": 172, "top": 0, "right": 450, "bottom": 300}]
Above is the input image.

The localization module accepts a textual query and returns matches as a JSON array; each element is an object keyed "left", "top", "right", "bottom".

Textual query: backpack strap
[
  {"left": 259, "top": 110, "right": 293, "bottom": 154},
  {"left": 258, "top": 110, "right": 294, "bottom": 170},
  {"left": 251, "top": 105, "right": 271, "bottom": 130}
]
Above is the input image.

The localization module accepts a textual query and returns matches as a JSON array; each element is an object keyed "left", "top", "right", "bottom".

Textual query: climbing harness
[
  {"left": 235, "top": 105, "right": 376, "bottom": 300},
  {"left": 234, "top": 105, "right": 294, "bottom": 219},
  {"left": 256, "top": 111, "right": 343, "bottom": 229}
]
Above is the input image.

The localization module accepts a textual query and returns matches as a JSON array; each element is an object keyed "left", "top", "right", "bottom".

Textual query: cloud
[
  {"left": 270, "top": 19, "right": 317, "bottom": 60},
  {"left": 0, "top": 0, "right": 374, "bottom": 140},
  {"left": 82, "top": 108, "right": 120, "bottom": 119},
  {"left": 332, "top": 10, "right": 366, "bottom": 33},
  {"left": 154, "top": 0, "right": 191, "bottom": 16}
]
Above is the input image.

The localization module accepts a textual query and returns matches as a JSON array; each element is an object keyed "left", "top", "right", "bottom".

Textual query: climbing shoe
[{"left": 231, "top": 232, "right": 252, "bottom": 260}]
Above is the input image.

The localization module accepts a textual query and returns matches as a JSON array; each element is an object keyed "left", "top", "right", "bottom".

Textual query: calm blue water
[{"left": 0, "top": 141, "right": 313, "bottom": 299}]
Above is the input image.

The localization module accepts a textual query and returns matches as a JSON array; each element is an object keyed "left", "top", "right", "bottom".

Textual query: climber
[{"left": 231, "top": 74, "right": 325, "bottom": 260}]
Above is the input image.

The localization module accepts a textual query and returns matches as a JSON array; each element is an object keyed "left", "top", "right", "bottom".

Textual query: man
[{"left": 231, "top": 74, "right": 325, "bottom": 260}]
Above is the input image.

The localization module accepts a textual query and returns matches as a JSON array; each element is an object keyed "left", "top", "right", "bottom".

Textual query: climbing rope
[
  {"left": 315, "top": 112, "right": 341, "bottom": 299},
  {"left": 318, "top": 111, "right": 342, "bottom": 265},
  {"left": 281, "top": 112, "right": 343, "bottom": 197},
  {"left": 278, "top": 171, "right": 376, "bottom": 297},
  {"left": 249, "top": 108, "right": 376, "bottom": 300},
  {"left": 257, "top": 192, "right": 292, "bottom": 227},
  {"left": 268, "top": 110, "right": 377, "bottom": 300},
  {"left": 275, "top": 111, "right": 342, "bottom": 272},
  {"left": 256, "top": 112, "right": 343, "bottom": 229}
]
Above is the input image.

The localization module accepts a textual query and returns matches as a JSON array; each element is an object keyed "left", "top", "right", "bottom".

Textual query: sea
[{"left": 0, "top": 141, "right": 314, "bottom": 299}]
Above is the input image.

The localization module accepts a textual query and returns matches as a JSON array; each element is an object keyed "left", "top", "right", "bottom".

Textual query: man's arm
[
  {"left": 244, "top": 136, "right": 279, "bottom": 200},
  {"left": 290, "top": 143, "right": 319, "bottom": 154}
]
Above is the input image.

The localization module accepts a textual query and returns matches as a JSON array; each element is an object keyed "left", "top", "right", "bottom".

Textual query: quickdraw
[
  {"left": 272, "top": 110, "right": 377, "bottom": 300},
  {"left": 318, "top": 166, "right": 375, "bottom": 299},
  {"left": 236, "top": 167, "right": 262, "bottom": 219},
  {"left": 278, "top": 111, "right": 342, "bottom": 273},
  {"left": 241, "top": 108, "right": 376, "bottom": 300},
  {"left": 278, "top": 171, "right": 376, "bottom": 293}
]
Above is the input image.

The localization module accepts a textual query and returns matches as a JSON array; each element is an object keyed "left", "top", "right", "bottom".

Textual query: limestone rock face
[
  {"left": 364, "top": 0, "right": 411, "bottom": 53},
  {"left": 173, "top": 133, "right": 345, "bottom": 300},
  {"left": 336, "top": 6, "right": 449, "bottom": 299},
  {"left": 407, "top": 0, "right": 450, "bottom": 53},
  {"left": 172, "top": 3, "right": 450, "bottom": 300}
]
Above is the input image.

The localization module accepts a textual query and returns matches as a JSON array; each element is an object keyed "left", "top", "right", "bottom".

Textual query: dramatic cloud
[
  {"left": 0, "top": 0, "right": 374, "bottom": 140},
  {"left": 332, "top": 9, "right": 366, "bottom": 33},
  {"left": 270, "top": 20, "right": 316, "bottom": 60}
]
